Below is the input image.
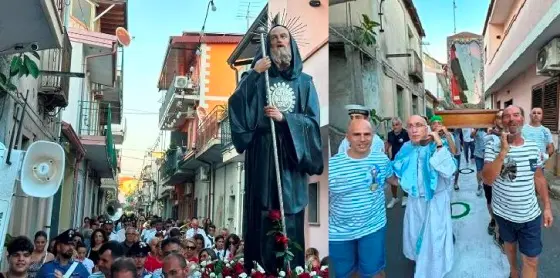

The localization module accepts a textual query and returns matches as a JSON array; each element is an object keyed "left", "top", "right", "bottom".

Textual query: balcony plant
[
  {"left": 352, "top": 14, "right": 380, "bottom": 47},
  {"left": 0, "top": 52, "right": 41, "bottom": 93}
]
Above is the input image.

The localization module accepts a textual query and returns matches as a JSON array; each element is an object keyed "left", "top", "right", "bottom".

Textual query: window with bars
[{"left": 531, "top": 78, "right": 559, "bottom": 132}]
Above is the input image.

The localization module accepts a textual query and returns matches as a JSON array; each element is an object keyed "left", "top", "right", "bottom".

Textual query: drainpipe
[
  {"left": 211, "top": 163, "right": 215, "bottom": 220},
  {"left": 235, "top": 162, "right": 243, "bottom": 235},
  {"left": 229, "top": 64, "right": 239, "bottom": 85}
]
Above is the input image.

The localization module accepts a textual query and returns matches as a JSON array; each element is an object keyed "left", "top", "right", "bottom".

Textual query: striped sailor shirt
[
  {"left": 484, "top": 139, "right": 542, "bottom": 223},
  {"left": 329, "top": 150, "right": 393, "bottom": 241}
]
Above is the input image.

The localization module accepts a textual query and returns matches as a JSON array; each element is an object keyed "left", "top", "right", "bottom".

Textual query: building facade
[
  {"left": 226, "top": 0, "right": 329, "bottom": 256},
  {"left": 483, "top": 0, "right": 560, "bottom": 171},
  {"left": 155, "top": 31, "right": 243, "bottom": 227},
  {"left": 329, "top": 0, "right": 425, "bottom": 143}
]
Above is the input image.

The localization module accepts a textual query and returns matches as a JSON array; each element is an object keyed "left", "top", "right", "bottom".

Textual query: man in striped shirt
[
  {"left": 329, "top": 119, "right": 396, "bottom": 278},
  {"left": 482, "top": 105, "right": 554, "bottom": 278}
]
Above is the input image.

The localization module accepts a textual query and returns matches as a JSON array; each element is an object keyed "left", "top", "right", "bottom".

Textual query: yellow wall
[{"left": 204, "top": 43, "right": 239, "bottom": 113}]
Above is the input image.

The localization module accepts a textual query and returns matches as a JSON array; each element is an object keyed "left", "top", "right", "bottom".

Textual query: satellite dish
[
  {"left": 196, "top": 106, "right": 207, "bottom": 122},
  {"left": 115, "top": 27, "right": 131, "bottom": 47},
  {"left": 20, "top": 141, "right": 65, "bottom": 198}
]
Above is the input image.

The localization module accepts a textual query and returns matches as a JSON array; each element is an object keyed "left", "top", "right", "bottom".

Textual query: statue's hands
[
  {"left": 254, "top": 56, "right": 271, "bottom": 73},
  {"left": 264, "top": 106, "right": 284, "bottom": 122}
]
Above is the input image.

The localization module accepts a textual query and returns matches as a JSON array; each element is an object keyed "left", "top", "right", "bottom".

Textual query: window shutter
[
  {"left": 531, "top": 87, "right": 543, "bottom": 109},
  {"left": 542, "top": 80, "right": 559, "bottom": 132}
]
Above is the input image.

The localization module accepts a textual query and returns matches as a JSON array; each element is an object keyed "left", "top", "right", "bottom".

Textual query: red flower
[
  {"left": 269, "top": 210, "right": 281, "bottom": 221},
  {"left": 319, "top": 269, "right": 329, "bottom": 278},
  {"left": 222, "top": 267, "right": 233, "bottom": 277},
  {"left": 275, "top": 234, "right": 289, "bottom": 245},
  {"left": 298, "top": 273, "right": 311, "bottom": 278},
  {"left": 251, "top": 271, "right": 265, "bottom": 278},
  {"left": 206, "top": 263, "right": 214, "bottom": 272},
  {"left": 234, "top": 262, "right": 245, "bottom": 275}
]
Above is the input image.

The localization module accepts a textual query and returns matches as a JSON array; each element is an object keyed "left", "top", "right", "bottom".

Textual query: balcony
[
  {"left": 160, "top": 147, "right": 193, "bottom": 186},
  {"left": 38, "top": 28, "right": 72, "bottom": 111},
  {"left": 408, "top": 49, "right": 423, "bottom": 83},
  {"left": 106, "top": 120, "right": 126, "bottom": 145},
  {"left": 78, "top": 101, "right": 118, "bottom": 179},
  {"left": 0, "top": 0, "right": 66, "bottom": 55},
  {"left": 220, "top": 114, "right": 244, "bottom": 163},
  {"left": 159, "top": 75, "right": 199, "bottom": 130},
  {"left": 195, "top": 105, "right": 226, "bottom": 163}
]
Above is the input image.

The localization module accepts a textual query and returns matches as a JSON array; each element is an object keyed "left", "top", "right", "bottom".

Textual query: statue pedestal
[{"left": 435, "top": 109, "right": 499, "bottom": 128}]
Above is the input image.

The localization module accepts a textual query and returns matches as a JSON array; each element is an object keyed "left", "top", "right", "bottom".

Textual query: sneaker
[
  {"left": 401, "top": 196, "right": 408, "bottom": 207},
  {"left": 454, "top": 184, "right": 459, "bottom": 191},
  {"left": 487, "top": 220, "right": 496, "bottom": 235},
  {"left": 476, "top": 184, "right": 483, "bottom": 196},
  {"left": 387, "top": 197, "right": 399, "bottom": 209}
]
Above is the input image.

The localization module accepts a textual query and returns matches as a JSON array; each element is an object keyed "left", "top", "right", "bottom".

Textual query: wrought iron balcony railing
[
  {"left": 220, "top": 114, "right": 232, "bottom": 149},
  {"left": 196, "top": 105, "right": 226, "bottom": 150},
  {"left": 160, "top": 147, "right": 184, "bottom": 181},
  {"left": 78, "top": 101, "right": 118, "bottom": 173}
]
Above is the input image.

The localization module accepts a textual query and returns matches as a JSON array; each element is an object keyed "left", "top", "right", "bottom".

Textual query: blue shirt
[
  {"left": 473, "top": 129, "right": 487, "bottom": 158},
  {"left": 329, "top": 150, "right": 393, "bottom": 241},
  {"left": 522, "top": 124, "right": 553, "bottom": 154},
  {"left": 37, "top": 259, "right": 91, "bottom": 278}
]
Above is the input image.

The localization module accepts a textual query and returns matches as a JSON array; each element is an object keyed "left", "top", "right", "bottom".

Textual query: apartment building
[{"left": 483, "top": 0, "right": 560, "bottom": 171}]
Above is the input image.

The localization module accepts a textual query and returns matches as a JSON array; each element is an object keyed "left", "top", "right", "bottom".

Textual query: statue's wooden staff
[{"left": 257, "top": 26, "right": 291, "bottom": 271}]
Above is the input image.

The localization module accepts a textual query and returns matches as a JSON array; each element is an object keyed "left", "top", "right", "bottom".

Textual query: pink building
[
  {"left": 227, "top": 0, "right": 329, "bottom": 257},
  {"left": 483, "top": 0, "right": 560, "bottom": 171}
]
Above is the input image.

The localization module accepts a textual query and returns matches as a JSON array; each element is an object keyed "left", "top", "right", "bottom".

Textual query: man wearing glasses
[
  {"left": 482, "top": 105, "right": 553, "bottom": 278},
  {"left": 392, "top": 115, "right": 457, "bottom": 278},
  {"left": 150, "top": 238, "right": 184, "bottom": 278}
]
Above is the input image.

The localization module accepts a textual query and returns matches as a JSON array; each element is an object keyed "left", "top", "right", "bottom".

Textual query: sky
[
  {"left": 415, "top": 0, "right": 491, "bottom": 63},
  {"left": 120, "top": 0, "right": 266, "bottom": 177},
  {"left": 119, "top": 0, "right": 490, "bottom": 177}
]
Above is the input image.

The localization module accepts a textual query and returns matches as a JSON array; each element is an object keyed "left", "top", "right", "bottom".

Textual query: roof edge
[{"left": 227, "top": 4, "right": 268, "bottom": 65}]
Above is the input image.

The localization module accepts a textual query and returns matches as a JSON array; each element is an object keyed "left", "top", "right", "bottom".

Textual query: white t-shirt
[{"left": 462, "top": 128, "right": 474, "bottom": 142}]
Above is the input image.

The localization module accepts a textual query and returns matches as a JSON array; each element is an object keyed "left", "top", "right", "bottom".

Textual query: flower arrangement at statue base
[{"left": 187, "top": 257, "right": 329, "bottom": 278}]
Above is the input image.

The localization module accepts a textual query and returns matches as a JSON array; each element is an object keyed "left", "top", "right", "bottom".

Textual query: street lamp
[{"left": 210, "top": 0, "right": 217, "bottom": 11}]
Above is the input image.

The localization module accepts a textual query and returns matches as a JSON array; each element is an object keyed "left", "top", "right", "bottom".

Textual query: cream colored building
[{"left": 329, "top": 0, "right": 426, "bottom": 141}]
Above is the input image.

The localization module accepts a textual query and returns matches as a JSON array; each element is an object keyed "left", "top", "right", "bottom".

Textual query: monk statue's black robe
[{"left": 228, "top": 29, "right": 323, "bottom": 274}]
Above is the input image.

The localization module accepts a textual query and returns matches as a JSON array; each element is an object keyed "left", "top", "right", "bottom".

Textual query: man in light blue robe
[{"left": 392, "top": 115, "right": 457, "bottom": 278}]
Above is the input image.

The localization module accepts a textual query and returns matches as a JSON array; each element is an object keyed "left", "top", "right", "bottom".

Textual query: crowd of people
[
  {"left": 329, "top": 105, "right": 554, "bottom": 278},
  {"left": 3, "top": 215, "right": 328, "bottom": 278}
]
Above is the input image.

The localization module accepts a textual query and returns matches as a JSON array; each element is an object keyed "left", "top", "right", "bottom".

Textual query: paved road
[{"left": 383, "top": 156, "right": 560, "bottom": 278}]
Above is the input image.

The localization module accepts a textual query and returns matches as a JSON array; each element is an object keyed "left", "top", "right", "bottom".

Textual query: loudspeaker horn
[
  {"left": 106, "top": 200, "right": 124, "bottom": 221},
  {"left": 20, "top": 141, "right": 65, "bottom": 198}
]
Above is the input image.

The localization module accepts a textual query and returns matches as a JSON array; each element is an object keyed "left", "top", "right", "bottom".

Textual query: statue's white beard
[{"left": 271, "top": 46, "right": 292, "bottom": 69}]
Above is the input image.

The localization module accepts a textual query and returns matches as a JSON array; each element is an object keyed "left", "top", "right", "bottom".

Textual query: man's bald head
[{"left": 346, "top": 119, "right": 373, "bottom": 156}]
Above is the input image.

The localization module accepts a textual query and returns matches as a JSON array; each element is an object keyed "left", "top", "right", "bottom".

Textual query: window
[
  {"left": 71, "top": 0, "right": 93, "bottom": 28},
  {"left": 496, "top": 100, "right": 501, "bottom": 109},
  {"left": 397, "top": 85, "right": 404, "bottom": 120},
  {"left": 307, "top": 182, "right": 319, "bottom": 225},
  {"left": 412, "top": 95, "right": 419, "bottom": 115},
  {"left": 531, "top": 78, "right": 559, "bottom": 132}
]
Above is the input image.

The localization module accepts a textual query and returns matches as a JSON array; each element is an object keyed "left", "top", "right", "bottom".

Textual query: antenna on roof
[{"left": 236, "top": 1, "right": 263, "bottom": 30}]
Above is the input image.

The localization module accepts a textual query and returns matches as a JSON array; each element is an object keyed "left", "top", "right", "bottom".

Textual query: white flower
[
  {"left": 209, "top": 273, "right": 216, "bottom": 278},
  {"left": 239, "top": 258, "right": 244, "bottom": 263},
  {"left": 225, "top": 276, "right": 232, "bottom": 278},
  {"left": 256, "top": 264, "right": 265, "bottom": 273},
  {"left": 225, "top": 263, "right": 231, "bottom": 268},
  {"left": 295, "top": 266, "right": 304, "bottom": 275},
  {"left": 200, "top": 261, "right": 207, "bottom": 267},
  {"left": 190, "top": 264, "right": 197, "bottom": 271},
  {"left": 239, "top": 273, "right": 248, "bottom": 278},
  {"left": 320, "top": 265, "right": 328, "bottom": 271},
  {"left": 279, "top": 271, "right": 286, "bottom": 277},
  {"left": 192, "top": 271, "right": 202, "bottom": 277},
  {"left": 310, "top": 271, "right": 317, "bottom": 276},
  {"left": 223, "top": 259, "right": 229, "bottom": 264}
]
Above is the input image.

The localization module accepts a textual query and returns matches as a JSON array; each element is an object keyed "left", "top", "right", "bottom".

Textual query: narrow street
[{"left": 384, "top": 155, "right": 560, "bottom": 277}]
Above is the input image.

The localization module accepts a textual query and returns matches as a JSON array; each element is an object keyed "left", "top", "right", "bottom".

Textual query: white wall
[
  {"left": 62, "top": 42, "right": 84, "bottom": 128},
  {"left": 212, "top": 162, "right": 243, "bottom": 234}
]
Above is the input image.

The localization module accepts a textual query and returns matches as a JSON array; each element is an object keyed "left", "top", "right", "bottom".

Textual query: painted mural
[{"left": 447, "top": 32, "right": 484, "bottom": 106}]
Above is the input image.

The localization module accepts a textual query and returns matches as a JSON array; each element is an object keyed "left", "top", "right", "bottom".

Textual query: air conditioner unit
[
  {"left": 198, "top": 167, "right": 209, "bottom": 181},
  {"left": 174, "top": 76, "right": 190, "bottom": 89},
  {"left": 537, "top": 38, "right": 560, "bottom": 75}
]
